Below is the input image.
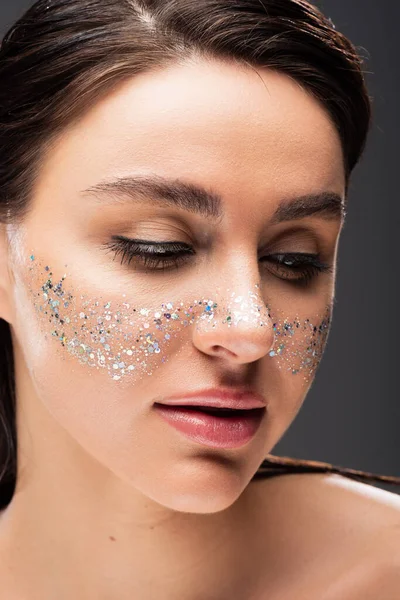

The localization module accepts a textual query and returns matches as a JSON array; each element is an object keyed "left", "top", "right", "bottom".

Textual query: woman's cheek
[{"left": 17, "top": 252, "right": 332, "bottom": 390}]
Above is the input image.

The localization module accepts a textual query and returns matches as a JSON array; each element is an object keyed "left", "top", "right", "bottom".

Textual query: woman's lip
[
  {"left": 156, "top": 388, "right": 267, "bottom": 410},
  {"left": 154, "top": 404, "right": 266, "bottom": 449},
  {"left": 154, "top": 403, "right": 262, "bottom": 412}
]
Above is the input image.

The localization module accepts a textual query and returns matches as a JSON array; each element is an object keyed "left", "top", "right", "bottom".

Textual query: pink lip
[
  {"left": 155, "top": 387, "right": 267, "bottom": 410},
  {"left": 154, "top": 404, "right": 266, "bottom": 449}
]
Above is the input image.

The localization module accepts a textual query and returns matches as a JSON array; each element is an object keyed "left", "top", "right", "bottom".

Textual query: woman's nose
[{"left": 191, "top": 285, "right": 275, "bottom": 365}]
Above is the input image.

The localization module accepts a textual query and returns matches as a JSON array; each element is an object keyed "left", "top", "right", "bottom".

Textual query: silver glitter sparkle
[{"left": 26, "top": 256, "right": 331, "bottom": 384}]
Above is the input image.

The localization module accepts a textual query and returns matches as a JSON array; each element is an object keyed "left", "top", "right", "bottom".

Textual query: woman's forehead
[{"left": 33, "top": 59, "right": 345, "bottom": 213}]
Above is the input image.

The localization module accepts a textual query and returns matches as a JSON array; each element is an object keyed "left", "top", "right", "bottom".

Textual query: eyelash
[{"left": 103, "top": 236, "right": 333, "bottom": 286}]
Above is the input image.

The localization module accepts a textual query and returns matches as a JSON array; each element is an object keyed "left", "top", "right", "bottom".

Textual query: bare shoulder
[
  {"left": 255, "top": 469, "right": 400, "bottom": 532},
  {"left": 250, "top": 472, "right": 400, "bottom": 598},
  {"left": 287, "top": 472, "right": 400, "bottom": 569}
]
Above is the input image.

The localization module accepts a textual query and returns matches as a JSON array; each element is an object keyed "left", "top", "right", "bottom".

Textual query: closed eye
[{"left": 102, "top": 236, "right": 333, "bottom": 286}]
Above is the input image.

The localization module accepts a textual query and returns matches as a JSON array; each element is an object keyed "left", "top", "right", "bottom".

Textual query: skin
[{"left": 0, "top": 58, "right": 348, "bottom": 598}]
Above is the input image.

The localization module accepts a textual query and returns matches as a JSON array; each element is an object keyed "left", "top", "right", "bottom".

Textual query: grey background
[{"left": 1, "top": 1, "right": 399, "bottom": 492}]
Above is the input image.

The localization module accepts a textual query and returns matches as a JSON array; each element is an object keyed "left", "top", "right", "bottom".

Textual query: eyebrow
[{"left": 81, "top": 174, "right": 345, "bottom": 224}]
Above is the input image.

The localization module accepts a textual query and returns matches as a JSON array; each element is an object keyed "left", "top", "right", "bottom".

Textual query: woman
[{"left": 0, "top": 0, "right": 399, "bottom": 597}]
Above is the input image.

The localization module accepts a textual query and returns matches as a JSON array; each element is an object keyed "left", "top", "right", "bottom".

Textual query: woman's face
[{"left": 5, "top": 59, "right": 345, "bottom": 512}]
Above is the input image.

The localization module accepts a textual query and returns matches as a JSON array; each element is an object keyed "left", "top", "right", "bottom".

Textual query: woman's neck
[{"left": 0, "top": 472, "right": 270, "bottom": 600}]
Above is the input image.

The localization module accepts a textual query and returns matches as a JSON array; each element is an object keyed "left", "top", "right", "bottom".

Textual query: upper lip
[{"left": 155, "top": 388, "right": 267, "bottom": 410}]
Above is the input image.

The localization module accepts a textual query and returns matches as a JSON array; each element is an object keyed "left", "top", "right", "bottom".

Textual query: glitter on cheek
[
  {"left": 26, "top": 257, "right": 197, "bottom": 382},
  {"left": 193, "top": 282, "right": 332, "bottom": 384},
  {"left": 266, "top": 307, "right": 332, "bottom": 384},
  {"left": 26, "top": 256, "right": 331, "bottom": 384}
]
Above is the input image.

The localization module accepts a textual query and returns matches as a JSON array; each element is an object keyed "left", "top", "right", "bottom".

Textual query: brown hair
[{"left": 0, "top": 0, "right": 399, "bottom": 509}]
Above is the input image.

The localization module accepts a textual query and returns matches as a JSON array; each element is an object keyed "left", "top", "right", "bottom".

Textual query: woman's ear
[{"left": 0, "top": 223, "right": 14, "bottom": 325}]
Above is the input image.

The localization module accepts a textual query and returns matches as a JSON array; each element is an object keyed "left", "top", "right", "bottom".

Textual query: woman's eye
[
  {"left": 261, "top": 253, "right": 333, "bottom": 286},
  {"left": 104, "top": 236, "right": 194, "bottom": 272},
  {"left": 103, "top": 236, "right": 332, "bottom": 285}
]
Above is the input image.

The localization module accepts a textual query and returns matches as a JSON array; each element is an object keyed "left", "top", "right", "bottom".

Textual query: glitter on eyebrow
[{"left": 27, "top": 255, "right": 331, "bottom": 384}]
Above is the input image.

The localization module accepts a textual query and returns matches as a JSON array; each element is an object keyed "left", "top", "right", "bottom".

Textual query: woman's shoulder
[
  {"left": 252, "top": 471, "right": 400, "bottom": 598},
  {"left": 256, "top": 469, "right": 400, "bottom": 544}
]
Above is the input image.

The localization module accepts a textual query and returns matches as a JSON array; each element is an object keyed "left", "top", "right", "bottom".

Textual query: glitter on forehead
[{"left": 27, "top": 255, "right": 331, "bottom": 384}]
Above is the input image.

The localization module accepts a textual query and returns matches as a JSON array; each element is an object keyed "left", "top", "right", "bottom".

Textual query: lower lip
[{"left": 153, "top": 404, "right": 266, "bottom": 449}]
